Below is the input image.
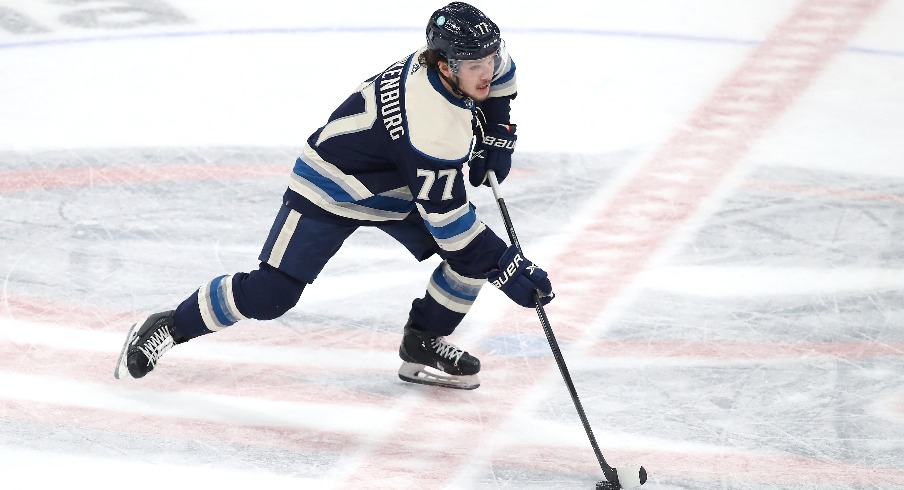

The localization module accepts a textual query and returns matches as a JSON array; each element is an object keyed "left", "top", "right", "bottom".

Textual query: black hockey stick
[{"left": 486, "top": 171, "right": 647, "bottom": 490}]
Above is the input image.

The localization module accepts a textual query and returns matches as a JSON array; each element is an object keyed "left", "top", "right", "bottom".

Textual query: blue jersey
[{"left": 283, "top": 45, "right": 517, "bottom": 268}]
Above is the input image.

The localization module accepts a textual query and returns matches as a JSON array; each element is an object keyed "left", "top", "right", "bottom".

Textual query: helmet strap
[
  {"left": 443, "top": 73, "right": 467, "bottom": 98},
  {"left": 437, "top": 61, "right": 467, "bottom": 99}
]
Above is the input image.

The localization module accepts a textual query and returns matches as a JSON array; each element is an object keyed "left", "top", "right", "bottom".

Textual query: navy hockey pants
[{"left": 173, "top": 203, "right": 489, "bottom": 340}]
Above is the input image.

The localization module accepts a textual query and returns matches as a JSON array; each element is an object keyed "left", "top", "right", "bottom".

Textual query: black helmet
[{"left": 426, "top": 2, "right": 501, "bottom": 61}]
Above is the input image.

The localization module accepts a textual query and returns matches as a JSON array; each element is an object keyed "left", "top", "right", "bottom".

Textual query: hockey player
[{"left": 114, "top": 2, "right": 554, "bottom": 390}]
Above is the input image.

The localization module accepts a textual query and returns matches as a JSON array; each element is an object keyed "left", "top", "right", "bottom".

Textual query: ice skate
[
  {"left": 114, "top": 310, "right": 181, "bottom": 379},
  {"left": 398, "top": 322, "right": 480, "bottom": 390}
]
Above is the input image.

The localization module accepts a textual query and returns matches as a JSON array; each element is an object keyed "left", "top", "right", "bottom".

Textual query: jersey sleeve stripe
[
  {"left": 417, "top": 201, "right": 473, "bottom": 228},
  {"left": 433, "top": 221, "right": 487, "bottom": 252},
  {"left": 490, "top": 58, "right": 517, "bottom": 97},
  {"left": 416, "top": 202, "right": 485, "bottom": 251}
]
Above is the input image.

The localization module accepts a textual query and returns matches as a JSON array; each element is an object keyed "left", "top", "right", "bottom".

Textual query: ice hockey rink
[{"left": 2, "top": 0, "right": 903, "bottom": 488}]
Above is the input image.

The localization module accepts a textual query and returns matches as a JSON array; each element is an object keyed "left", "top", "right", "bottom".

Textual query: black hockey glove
[
  {"left": 470, "top": 106, "right": 517, "bottom": 187},
  {"left": 488, "top": 245, "right": 554, "bottom": 307},
  {"left": 469, "top": 123, "right": 516, "bottom": 187}
]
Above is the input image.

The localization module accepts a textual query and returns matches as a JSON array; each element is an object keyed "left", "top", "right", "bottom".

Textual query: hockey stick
[{"left": 486, "top": 171, "right": 647, "bottom": 490}]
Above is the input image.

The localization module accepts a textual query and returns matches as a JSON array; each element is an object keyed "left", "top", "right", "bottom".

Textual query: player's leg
[
  {"left": 115, "top": 264, "right": 306, "bottom": 379},
  {"left": 379, "top": 216, "right": 504, "bottom": 389},
  {"left": 115, "top": 203, "right": 356, "bottom": 379}
]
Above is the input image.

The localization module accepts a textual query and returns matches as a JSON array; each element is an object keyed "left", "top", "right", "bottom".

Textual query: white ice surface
[{"left": 2, "top": 1, "right": 904, "bottom": 489}]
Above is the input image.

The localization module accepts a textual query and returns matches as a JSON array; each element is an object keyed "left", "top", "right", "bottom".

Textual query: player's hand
[
  {"left": 488, "top": 245, "right": 554, "bottom": 307},
  {"left": 469, "top": 123, "right": 516, "bottom": 187}
]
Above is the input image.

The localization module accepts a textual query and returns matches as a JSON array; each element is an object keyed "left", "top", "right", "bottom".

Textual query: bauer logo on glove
[
  {"left": 488, "top": 245, "right": 554, "bottom": 307},
  {"left": 469, "top": 108, "right": 517, "bottom": 187},
  {"left": 482, "top": 129, "right": 516, "bottom": 150},
  {"left": 490, "top": 250, "right": 525, "bottom": 287}
]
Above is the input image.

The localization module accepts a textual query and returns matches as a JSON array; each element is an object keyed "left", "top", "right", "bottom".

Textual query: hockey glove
[
  {"left": 488, "top": 245, "right": 554, "bottom": 307},
  {"left": 469, "top": 123, "right": 517, "bottom": 187}
]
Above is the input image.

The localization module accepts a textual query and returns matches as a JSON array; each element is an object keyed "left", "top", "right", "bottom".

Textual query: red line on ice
[
  {"left": 0, "top": 163, "right": 286, "bottom": 193},
  {"left": 745, "top": 180, "right": 904, "bottom": 203},
  {"left": 0, "top": 163, "right": 533, "bottom": 194}
]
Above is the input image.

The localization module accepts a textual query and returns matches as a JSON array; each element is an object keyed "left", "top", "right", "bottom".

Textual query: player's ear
[{"left": 438, "top": 60, "right": 452, "bottom": 78}]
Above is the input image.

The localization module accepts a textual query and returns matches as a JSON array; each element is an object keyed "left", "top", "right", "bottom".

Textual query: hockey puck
[{"left": 595, "top": 465, "right": 647, "bottom": 489}]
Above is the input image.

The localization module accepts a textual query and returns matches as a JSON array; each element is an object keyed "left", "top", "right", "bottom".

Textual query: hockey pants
[{"left": 173, "top": 204, "right": 498, "bottom": 340}]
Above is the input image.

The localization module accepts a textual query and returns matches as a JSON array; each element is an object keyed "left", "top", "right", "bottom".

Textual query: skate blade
[
  {"left": 113, "top": 323, "right": 139, "bottom": 379},
  {"left": 398, "top": 361, "right": 480, "bottom": 390}
]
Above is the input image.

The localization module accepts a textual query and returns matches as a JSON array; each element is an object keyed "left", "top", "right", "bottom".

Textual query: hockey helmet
[{"left": 426, "top": 2, "right": 506, "bottom": 79}]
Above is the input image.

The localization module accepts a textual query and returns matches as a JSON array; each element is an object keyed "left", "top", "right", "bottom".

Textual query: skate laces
[
  {"left": 431, "top": 337, "right": 464, "bottom": 365},
  {"left": 137, "top": 323, "right": 175, "bottom": 366}
]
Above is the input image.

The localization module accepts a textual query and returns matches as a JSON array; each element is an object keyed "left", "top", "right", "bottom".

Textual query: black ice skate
[
  {"left": 398, "top": 322, "right": 480, "bottom": 390},
  {"left": 114, "top": 310, "right": 182, "bottom": 379}
]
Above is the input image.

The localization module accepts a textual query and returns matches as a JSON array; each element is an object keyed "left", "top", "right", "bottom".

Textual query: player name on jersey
[{"left": 379, "top": 59, "right": 406, "bottom": 140}]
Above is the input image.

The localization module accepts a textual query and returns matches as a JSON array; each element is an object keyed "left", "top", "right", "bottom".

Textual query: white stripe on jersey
[{"left": 268, "top": 208, "right": 302, "bottom": 268}]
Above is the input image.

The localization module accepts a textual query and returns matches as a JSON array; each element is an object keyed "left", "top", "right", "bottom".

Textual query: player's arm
[
  {"left": 403, "top": 154, "right": 553, "bottom": 307},
  {"left": 405, "top": 153, "right": 506, "bottom": 278}
]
